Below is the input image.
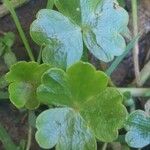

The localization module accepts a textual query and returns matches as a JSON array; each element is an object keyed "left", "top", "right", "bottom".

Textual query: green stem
[
  {"left": 0, "top": 0, "right": 29, "bottom": 18},
  {"left": 3, "top": 0, "right": 35, "bottom": 61},
  {"left": 102, "top": 143, "right": 107, "bottom": 150},
  {"left": 0, "top": 123, "right": 18, "bottom": 150},
  {"left": 139, "top": 60, "right": 150, "bottom": 86},
  {"left": 131, "top": 0, "right": 140, "bottom": 86},
  {"left": 106, "top": 33, "right": 140, "bottom": 76},
  {"left": 118, "top": 88, "right": 150, "bottom": 97},
  {"left": 26, "top": 111, "right": 32, "bottom": 150}
]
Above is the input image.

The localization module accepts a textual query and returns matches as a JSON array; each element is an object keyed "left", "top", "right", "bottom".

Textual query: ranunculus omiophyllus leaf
[
  {"left": 36, "top": 108, "right": 97, "bottom": 150},
  {"left": 6, "top": 61, "right": 51, "bottom": 109},
  {"left": 125, "top": 110, "right": 150, "bottom": 148},
  {"left": 30, "top": 0, "right": 129, "bottom": 68},
  {"left": 36, "top": 61, "right": 127, "bottom": 147}
]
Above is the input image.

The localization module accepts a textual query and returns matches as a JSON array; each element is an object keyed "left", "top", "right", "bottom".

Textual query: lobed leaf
[
  {"left": 37, "top": 61, "right": 127, "bottom": 146},
  {"left": 36, "top": 108, "right": 96, "bottom": 150},
  {"left": 6, "top": 61, "right": 51, "bottom": 109},
  {"left": 125, "top": 110, "right": 150, "bottom": 148},
  {"left": 30, "top": 9, "right": 83, "bottom": 69},
  {"left": 30, "top": 0, "right": 129, "bottom": 68}
]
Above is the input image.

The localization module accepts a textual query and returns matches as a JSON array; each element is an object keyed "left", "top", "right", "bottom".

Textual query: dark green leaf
[
  {"left": 118, "top": 0, "right": 125, "bottom": 7},
  {"left": 54, "top": 0, "right": 81, "bottom": 25}
]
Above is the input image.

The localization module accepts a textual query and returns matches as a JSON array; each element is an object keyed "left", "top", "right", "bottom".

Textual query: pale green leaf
[
  {"left": 30, "top": 9, "right": 83, "bottom": 69},
  {"left": 125, "top": 110, "right": 150, "bottom": 148},
  {"left": 82, "top": 0, "right": 129, "bottom": 62},
  {"left": 31, "top": 0, "right": 129, "bottom": 67},
  {"left": 55, "top": 0, "right": 129, "bottom": 62},
  {"left": 36, "top": 108, "right": 96, "bottom": 150}
]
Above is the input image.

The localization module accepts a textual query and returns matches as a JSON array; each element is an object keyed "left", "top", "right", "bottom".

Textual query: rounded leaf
[
  {"left": 125, "top": 110, "right": 150, "bottom": 148},
  {"left": 36, "top": 108, "right": 97, "bottom": 150},
  {"left": 6, "top": 61, "right": 51, "bottom": 109},
  {"left": 30, "top": 9, "right": 83, "bottom": 69},
  {"left": 37, "top": 61, "right": 127, "bottom": 142}
]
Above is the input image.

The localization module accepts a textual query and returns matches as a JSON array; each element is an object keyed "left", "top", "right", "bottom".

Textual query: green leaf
[
  {"left": 117, "top": 0, "right": 125, "bottom": 7},
  {"left": 6, "top": 61, "right": 51, "bottom": 109},
  {"left": 46, "top": 0, "right": 54, "bottom": 9},
  {"left": 37, "top": 61, "right": 127, "bottom": 143},
  {"left": 125, "top": 110, "right": 150, "bottom": 148},
  {"left": 82, "top": 0, "right": 129, "bottom": 62},
  {"left": 54, "top": 0, "right": 81, "bottom": 25},
  {"left": 2, "top": 32, "right": 15, "bottom": 48},
  {"left": 80, "top": 88, "right": 127, "bottom": 142},
  {"left": 55, "top": 0, "right": 129, "bottom": 62},
  {"left": 4, "top": 51, "right": 17, "bottom": 68},
  {"left": 30, "top": 0, "right": 129, "bottom": 67},
  {"left": 36, "top": 108, "right": 96, "bottom": 150},
  {"left": 30, "top": 9, "right": 83, "bottom": 69}
]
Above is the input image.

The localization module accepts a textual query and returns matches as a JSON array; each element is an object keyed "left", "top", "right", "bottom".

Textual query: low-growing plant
[{"left": 1, "top": 0, "right": 150, "bottom": 150}]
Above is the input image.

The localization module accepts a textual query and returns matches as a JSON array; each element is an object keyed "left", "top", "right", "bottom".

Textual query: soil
[{"left": 0, "top": 0, "right": 150, "bottom": 150}]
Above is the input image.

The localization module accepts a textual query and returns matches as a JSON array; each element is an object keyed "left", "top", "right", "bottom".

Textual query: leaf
[
  {"left": 118, "top": 0, "right": 125, "bottom": 7},
  {"left": 55, "top": 0, "right": 129, "bottom": 62},
  {"left": 36, "top": 108, "right": 96, "bottom": 150},
  {"left": 6, "top": 61, "right": 51, "bottom": 109},
  {"left": 82, "top": 0, "right": 129, "bottom": 62},
  {"left": 30, "top": 0, "right": 129, "bottom": 68},
  {"left": 54, "top": 0, "right": 81, "bottom": 25},
  {"left": 37, "top": 61, "right": 127, "bottom": 142},
  {"left": 30, "top": 9, "right": 83, "bottom": 69},
  {"left": 46, "top": 0, "right": 54, "bottom": 9},
  {"left": 80, "top": 88, "right": 127, "bottom": 142},
  {"left": 125, "top": 110, "right": 150, "bottom": 148},
  {"left": 1, "top": 32, "right": 15, "bottom": 48},
  {"left": 4, "top": 51, "right": 17, "bottom": 68}
]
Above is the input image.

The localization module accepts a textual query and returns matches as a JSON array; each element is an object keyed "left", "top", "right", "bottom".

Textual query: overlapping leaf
[
  {"left": 6, "top": 61, "right": 51, "bottom": 109},
  {"left": 36, "top": 108, "right": 97, "bottom": 150},
  {"left": 36, "top": 61, "right": 127, "bottom": 149},
  {"left": 30, "top": 9, "right": 83, "bottom": 69},
  {"left": 125, "top": 110, "right": 150, "bottom": 148},
  {"left": 30, "top": 0, "right": 129, "bottom": 69}
]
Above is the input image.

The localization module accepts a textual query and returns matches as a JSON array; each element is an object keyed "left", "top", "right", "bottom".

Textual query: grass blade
[{"left": 106, "top": 33, "right": 141, "bottom": 76}]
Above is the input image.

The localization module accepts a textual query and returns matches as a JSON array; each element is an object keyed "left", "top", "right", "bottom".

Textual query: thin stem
[
  {"left": 102, "top": 143, "right": 107, "bottom": 150},
  {"left": 0, "top": 0, "right": 29, "bottom": 18},
  {"left": 139, "top": 60, "right": 150, "bottom": 86},
  {"left": 37, "top": 45, "right": 44, "bottom": 64},
  {"left": 3, "top": 0, "right": 35, "bottom": 61},
  {"left": 26, "top": 111, "right": 32, "bottom": 150},
  {"left": 118, "top": 87, "right": 150, "bottom": 97},
  {"left": 131, "top": 0, "right": 140, "bottom": 86}
]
